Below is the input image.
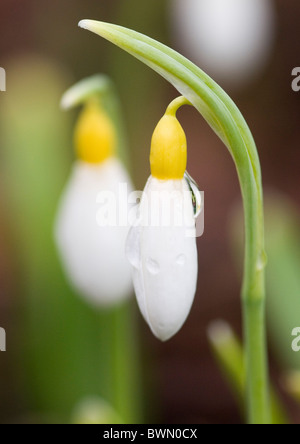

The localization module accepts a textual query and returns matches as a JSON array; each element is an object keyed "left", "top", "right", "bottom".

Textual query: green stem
[
  {"left": 165, "top": 96, "right": 191, "bottom": 116},
  {"left": 243, "top": 299, "right": 269, "bottom": 423},
  {"left": 241, "top": 184, "right": 269, "bottom": 423},
  {"left": 78, "top": 20, "right": 270, "bottom": 424},
  {"left": 112, "top": 305, "right": 143, "bottom": 424}
]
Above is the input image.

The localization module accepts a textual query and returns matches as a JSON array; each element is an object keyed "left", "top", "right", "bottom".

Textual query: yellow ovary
[
  {"left": 74, "top": 102, "right": 116, "bottom": 163},
  {"left": 150, "top": 113, "right": 187, "bottom": 180}
]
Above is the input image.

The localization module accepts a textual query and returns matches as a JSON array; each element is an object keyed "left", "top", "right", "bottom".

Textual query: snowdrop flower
[
  {"left": 126, "top": 98, "right": 200, "bottom": 341},
  {"left": 55, "top": 99, "right": 134, "bottom": 306},
  {"left": 170, "top": 0, "right": 275, "bottom": 88}
]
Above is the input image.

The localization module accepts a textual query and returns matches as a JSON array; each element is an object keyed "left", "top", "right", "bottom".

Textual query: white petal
[
  {"left": 126, "top": 176, "right": 198, "bottom": 341},
  {"left": 55, "top": 158, "right": 133, "bottom": 306}
]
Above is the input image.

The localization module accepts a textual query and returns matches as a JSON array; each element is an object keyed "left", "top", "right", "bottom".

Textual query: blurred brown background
[{"left": 0, "top": 0, "right": 300, "bottom": 424}]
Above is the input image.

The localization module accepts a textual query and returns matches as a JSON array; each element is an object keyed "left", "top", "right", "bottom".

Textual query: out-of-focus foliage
[
  {"left": 208, "top": 320, "right": 288, "bottom": 424},
  {"left": 264, "top": 195, "right": 300, "bottom": 371},
  {"left": 0, "top": 56, "right": 141, "bottom": 423},
  {"left": 230, "top": 193, "right": 300, "bottom": 372}
]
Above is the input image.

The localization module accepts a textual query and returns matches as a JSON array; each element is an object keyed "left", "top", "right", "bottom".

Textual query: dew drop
[
  {"left": 176, "top": 254, "right": 186, "bottom": 266},
  {"left": 184, "top": 171, "right": 202, "bottom": 218},
  {"left": 146, "top": 257, "right": 160, "bottom": 275}
]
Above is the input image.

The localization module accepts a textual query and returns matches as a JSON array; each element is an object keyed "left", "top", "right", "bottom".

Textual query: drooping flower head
[
  {"left": 55, "top": 76, "right": 134, "bottom": 307},
  {"left": 126, "top": 98, "right": 200, "bottom": 341}
]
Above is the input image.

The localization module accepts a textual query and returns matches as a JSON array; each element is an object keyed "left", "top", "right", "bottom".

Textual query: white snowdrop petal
[
  {"left": 55, "top": 158, "right": 133, "bottom": 306},
  {"left": 126, "top": 176, "right": 198, "bottom": 341},
  {"left": 171, "top": 0, "right": 275, "bottom": 87},
  {"left": 126, "top": 224, "right": 149, "bottom": 323}
]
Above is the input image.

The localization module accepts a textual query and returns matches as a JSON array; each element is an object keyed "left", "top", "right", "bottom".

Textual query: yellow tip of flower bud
[
  {"left": 150, "top": 113, "right": 187, "bottom": 180},
  {"left": 74, "top": 102, "right": 116, "bottom": 163}
]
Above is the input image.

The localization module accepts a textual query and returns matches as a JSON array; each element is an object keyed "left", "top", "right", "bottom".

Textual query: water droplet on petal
[
  {"left": 176, "top": 254, "right": 186, "bottom": 266},
  {"left": 146, "top": 257, "right": 160, "bottom": 275},
  {"left": 184, "top": 171, "right": 202, "bottom": 218}
]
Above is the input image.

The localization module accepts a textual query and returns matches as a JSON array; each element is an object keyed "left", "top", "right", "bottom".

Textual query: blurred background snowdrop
[
  {"left": 170, "top": 0, "right": 276, "bottom": 89},
  {"left": 55, "top": 76, "right": 134, "bottom": 307}
]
